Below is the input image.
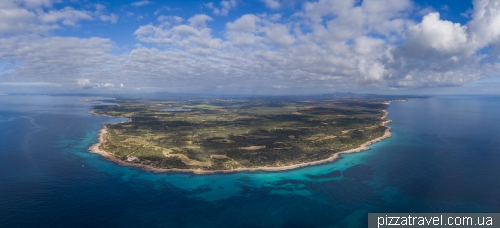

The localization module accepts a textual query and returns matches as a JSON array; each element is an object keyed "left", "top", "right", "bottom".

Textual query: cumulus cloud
[
  {"left": 261, "top": 0, "right": 281, "bottom": 9},
  {"left": 38, "top": 7, "right": 93, "bottom": 26},
  {"left": 385, "top": 12, "right": 473, "bottom": 86},
  {"left": 226, "top": 14, "right": 260, "bottom": 32},
  {"left": 205, "top": 0, "right": 237, "bottom": 16},
  {"left": 77, "top": 79, "right": 117, "bottom": 89},
  {"left": 134, "top": 14, "right": 222, "bottom": 51},
  {"left": 0, "top": 0, "right": 119, "bottom": 34},
  {"left": 225, "top": 14, "right": 261, "bottom": 45},
  {"left": 77, "top": 79, "right": 93, "bottom": 88},
  {"left": 100, "top": 83, "right": 115, "bottom": 88},
  {"left": 383, "top": 0, "right": 500, "bottom": 87},
  {"left": 224, "top": 14, "right": 297, "bottom": 47}
]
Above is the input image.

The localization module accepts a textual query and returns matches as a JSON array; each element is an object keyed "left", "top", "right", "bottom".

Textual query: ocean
[{"left": 0, "top": 95, "right": 499, "bottom": 227}]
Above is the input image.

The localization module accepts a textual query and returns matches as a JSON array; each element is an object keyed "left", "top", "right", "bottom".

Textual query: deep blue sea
[{"left": 0, "top": 95, "right": 499, "bottom": 227}]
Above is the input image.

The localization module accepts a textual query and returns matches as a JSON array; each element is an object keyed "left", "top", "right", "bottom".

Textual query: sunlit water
[{"left": 1, "top": 95, "right": 499, "bottom": 227}]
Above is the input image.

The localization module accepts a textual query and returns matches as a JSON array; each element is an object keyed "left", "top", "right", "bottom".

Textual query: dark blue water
[{"left": 1, "top": 95, "right": 499, "bottom": 227}]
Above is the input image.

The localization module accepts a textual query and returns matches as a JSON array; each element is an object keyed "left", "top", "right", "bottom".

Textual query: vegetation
[{"left": 91, "top": 95, "right": 416, "bottom": 170}]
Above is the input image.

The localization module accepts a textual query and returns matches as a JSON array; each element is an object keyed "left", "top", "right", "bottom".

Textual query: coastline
[{"left": 89, "top": 109, "right": 392, "bottom": 175}]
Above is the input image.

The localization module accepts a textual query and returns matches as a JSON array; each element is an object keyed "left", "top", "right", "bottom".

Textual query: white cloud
[
  {"left": 135, "top": 15, "right": 222, "bottom": 51},
  {"left": 0, "top": 35, "right": 116, "bottom": 87},
  {"left": 100, "top": 13, "right": 119, "bottom": 24},
  {"left": 0, "top": 0, "right": 120, "bottom": 34},
  {"left": 188, "top": 14, "right": 213, "bottom": 28},
  {"left": 261, "top": 0, "right": 281, "bottom": 9},
  {"left": 225, "top": 14, "right": 296, "bottom": 47},
  {"left": 226, "top": 14, "right": 260, "bottom": 32},
  {"left": 95, "top": 3, "right": 106, "bottom": 12},
  {"left": 95, "top": 4, "right": 119, "bottom": 23},
  {"left": 157, "top": 15, "right": 182, "bottom": 23},
  {"left": 408, "top": 13, "right": 468, "bottom": 53},
  {"left": 352, "top": 36, "right": 385, "bottom": 55},
  {"left": 100, "top": 83, "right": 115, "bottom": 88},
  {"left": 131, "top": 1, "right": 152, "bottom": 7},
  {"left": 263, "top": 23, "right": 295, "bottom": 46},
  {"left": 461, "top": 8, "right": 473, "bottom": 18},
  {"left": 468, "top": 0, "right": 500, "bottom": 49},
  {"left": 205, "top": 0, "right": 237, "bottom": 16},
  {"left": 16, "top": 0, "right": 54, "bottom": 9},
  {"left": 384, "top": 0, "right": 500, "bottom": 87},
  {"left": 38, "top": 7, "right": 93, "bottom": 26},
  {"left": 77, "top": 79, "right": 93, "bottom": 88},
  {"left": 77, "top": 79, "right": 117, "bottom": 89},
  {"left": 0, "top": 6, "right": 42, "bottom": 34},
  {"left": 0, "top": 82, "right": 61, "bottom": 86}
]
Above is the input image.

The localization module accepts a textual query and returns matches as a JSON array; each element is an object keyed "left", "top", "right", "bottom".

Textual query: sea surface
[{"left": 0, "top": 95, "right": 499, "bottom": 228}]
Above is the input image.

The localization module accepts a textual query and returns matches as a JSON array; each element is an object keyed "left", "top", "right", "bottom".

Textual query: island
[{"left": 89, "top": 94, "right": 420, "bottom": 174}]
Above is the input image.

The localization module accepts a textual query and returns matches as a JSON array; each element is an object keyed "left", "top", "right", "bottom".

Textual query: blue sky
[{"left": 1, "top": 0, "right": 500, "bottom": 95}]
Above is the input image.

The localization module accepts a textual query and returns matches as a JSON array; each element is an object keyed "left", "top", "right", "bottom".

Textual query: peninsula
[{"left": 89, "top": 95, "right": 416, "bottom": 174}]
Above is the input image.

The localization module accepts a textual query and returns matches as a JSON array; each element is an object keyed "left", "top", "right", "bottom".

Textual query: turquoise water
[{"left": 0, "top": 95, "right": 499, "bottom": 227}]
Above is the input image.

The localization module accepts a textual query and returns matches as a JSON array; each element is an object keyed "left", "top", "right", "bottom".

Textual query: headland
[{"left": 87, "top": 95, "right": 414, "bottom": 174}]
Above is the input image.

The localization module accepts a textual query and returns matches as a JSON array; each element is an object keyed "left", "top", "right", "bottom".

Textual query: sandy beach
[{"left": 89, "top": 109, "right": 392, "bottom": 174}]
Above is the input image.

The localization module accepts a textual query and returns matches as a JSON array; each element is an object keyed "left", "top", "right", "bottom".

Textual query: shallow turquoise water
[{"left": 0, "top": 95, "right": 499, "bottom": 227}]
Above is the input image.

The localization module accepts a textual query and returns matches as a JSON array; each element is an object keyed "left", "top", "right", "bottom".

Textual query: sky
[{"left": 1, "top": 0, "right": 500, "bottom": 95}]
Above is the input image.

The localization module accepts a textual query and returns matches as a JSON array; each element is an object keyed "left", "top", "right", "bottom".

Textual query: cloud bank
[{"left": 1, "top": 0, "right": 500, "bottom": 94}]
